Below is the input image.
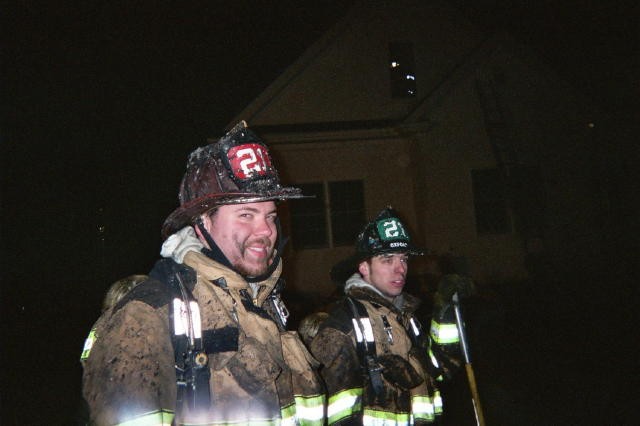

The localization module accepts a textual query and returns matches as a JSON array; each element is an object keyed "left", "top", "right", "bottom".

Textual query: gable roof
[{"left": 229, "top": 0, "right": 485, "bottom": 130}]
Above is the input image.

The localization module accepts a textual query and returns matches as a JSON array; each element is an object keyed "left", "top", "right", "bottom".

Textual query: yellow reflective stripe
[
  {"left": 411, "top": 395, "right": 435, "bottom": 421},
  {"left": 280, "top": 401, "right": 297, "bottom": 426},
  {"left": 327, "top": 388, "right": 362, "bottom": 424},
  {"left": 80, "top": 328, "right": 96, "bottom": 361},
  {"left": 183, "top": 418, "right": 282, "bottom": 425},
  {"left": 430, "top": 320, "right": 459, "bottom": 344},
  {"left": 433, "top": 389, "right": 443, "bottom": 415},
  {"left": 116, "top": 409, "right": 174, "bottom": 426},
  {"left": 362, "top": 408, "right": 411, "bottom": 425},
  {"left": 294, "top": 394, "right": 326, "bottom": 425}
]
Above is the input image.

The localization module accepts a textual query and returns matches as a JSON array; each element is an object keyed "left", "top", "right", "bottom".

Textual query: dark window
[
  {"left": 290, "top": 180, "right": 365, "bottom": 249},
  {"left": 510, "top": 165, "right": 546, "bottom": 237},
  {"left": 472, "top": 168, "right": 511, "bottom": 234},
  {"left": 389, "top": 41, "right": 417, "bottom": 98},
  {"left": 329, "top": 180, "right": 365, "bottom": 246},
  {"left": 290, "top": 183, "right": 327, "bottom": 249}
]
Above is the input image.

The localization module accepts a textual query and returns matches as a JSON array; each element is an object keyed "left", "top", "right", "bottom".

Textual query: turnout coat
[
  {"left": 82, "top": 251, "right": 324, "bottom": 425},
  {"left": 309, "top": 274, "right": 460, "bottom": 425}
]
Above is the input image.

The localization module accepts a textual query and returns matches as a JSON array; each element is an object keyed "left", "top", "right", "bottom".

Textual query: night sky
[{"left": 2, "top": 1, "right": 637, "bottom": 424}]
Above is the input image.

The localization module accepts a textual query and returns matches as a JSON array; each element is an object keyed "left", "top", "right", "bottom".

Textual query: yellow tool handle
[{"left": 465, "top": 362, "right": 486, "bottom": 426}]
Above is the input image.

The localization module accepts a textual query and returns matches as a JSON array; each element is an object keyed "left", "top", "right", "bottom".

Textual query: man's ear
[
  {"left": 194, "top": 214, "right": 211, "bottom": 243},
  {"left": 358, "top": 260, "right": 369, "bottom": 279}
]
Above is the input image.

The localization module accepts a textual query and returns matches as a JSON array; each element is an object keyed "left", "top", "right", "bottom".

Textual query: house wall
[
  {"left": 233, "top": 2, "right": 607, "bottom": 300},
  {"left": 268, "top": 137, "right": 419, "bottom": 299},
  {"left": 247, "top": 1, "right": 482, "bottom": 125}
]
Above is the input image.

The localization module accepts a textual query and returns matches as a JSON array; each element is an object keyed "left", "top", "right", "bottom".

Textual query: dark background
[{"left": 2, "top": 1, "right": 637, "bottom": 424}]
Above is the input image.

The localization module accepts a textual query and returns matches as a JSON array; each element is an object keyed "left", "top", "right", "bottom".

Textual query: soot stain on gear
[{"left": 227, "top": 336, "right": 281, "bottom": 397}]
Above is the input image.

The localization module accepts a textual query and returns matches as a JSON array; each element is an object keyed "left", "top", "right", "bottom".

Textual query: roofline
[{"left": 227, "top": 2, "right": 362, "bottom": 129}]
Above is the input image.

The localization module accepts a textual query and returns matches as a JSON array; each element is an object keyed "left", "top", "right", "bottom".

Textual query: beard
[{"left": 232, "top": 237, "right": 274, "bottom": 277}]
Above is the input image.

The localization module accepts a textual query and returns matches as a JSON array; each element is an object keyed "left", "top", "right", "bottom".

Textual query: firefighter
[
  {"left": 309, "top": 207, "right": 464, "bottom": 425},
  {"left": 81, "top": 121, "right": 325, "bottom": 425}
]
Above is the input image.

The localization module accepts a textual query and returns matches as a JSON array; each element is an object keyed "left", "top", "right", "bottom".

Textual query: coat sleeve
[
  {"left": 310, "top": 324, "right": 363, "bottom": 425},
  {"left": 82, "top": 300, "right": 177, "bottom": 425},
  {"left": 427, "top": 295, "right": 463, "bottom": 382}
]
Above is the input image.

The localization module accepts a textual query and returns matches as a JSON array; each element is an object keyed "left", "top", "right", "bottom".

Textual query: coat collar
[
  {"left": 183, "top": 250, "right": 282, "bottom": 306},
  {"left": 344, "top": 273, "right": 421, "bottom": 314}
]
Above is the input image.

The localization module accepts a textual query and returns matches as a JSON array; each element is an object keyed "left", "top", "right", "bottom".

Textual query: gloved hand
[
  {"left": 160, "top": 226, "right": 204, "bottom": 264},
  {"left": 435, "top": 273, "right": 475, "bottom": 306}
]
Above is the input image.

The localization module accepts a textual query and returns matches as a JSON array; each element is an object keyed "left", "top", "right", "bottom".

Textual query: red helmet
[{"left": 162, "top": 121, "right": 307, "bottom": 239}]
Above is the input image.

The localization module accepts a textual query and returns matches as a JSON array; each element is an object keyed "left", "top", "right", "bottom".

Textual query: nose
[
  {"left": 254, "top": 215, "right": 275, "bottom": 237},
  {"left": 393, "top": 258, "right": 407, "bottom": 274}
]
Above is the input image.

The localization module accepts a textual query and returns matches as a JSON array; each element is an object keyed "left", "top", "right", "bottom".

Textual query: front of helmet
[{"left": 162, "top": 121, "right": 307, "bottom": 239}]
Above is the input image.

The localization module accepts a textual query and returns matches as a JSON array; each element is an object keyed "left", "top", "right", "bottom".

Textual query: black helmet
[
  {"left": 162, "top": 121, "right": 308, "bottom": 239},
  {"left": 330, "top": 207, "right": 424, "bottom": 283}
]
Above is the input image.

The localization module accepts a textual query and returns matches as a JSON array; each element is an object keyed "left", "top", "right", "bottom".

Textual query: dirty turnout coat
[
  {"left": 309, "top": 274, "right": 460, "bottom": 425},
  {"left": 82, "top": 251, "right": 324, "bottom": 425}
]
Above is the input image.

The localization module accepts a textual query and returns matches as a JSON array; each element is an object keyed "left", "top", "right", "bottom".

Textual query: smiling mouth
[{"left": 247, "top": 246, "right": 268, "bottom": 257}]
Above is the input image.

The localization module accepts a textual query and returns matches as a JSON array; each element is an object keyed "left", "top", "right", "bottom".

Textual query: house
[{"left": 223, "top": 0, "right": 607, "bottom": 303}]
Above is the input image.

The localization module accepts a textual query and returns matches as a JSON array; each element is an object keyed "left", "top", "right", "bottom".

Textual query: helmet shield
[
  {"left": 162, "top": 121, "right": 307, "bottom": 239},
  {"left": 330, "top": 207, "right": 424, "bottom": 284}
]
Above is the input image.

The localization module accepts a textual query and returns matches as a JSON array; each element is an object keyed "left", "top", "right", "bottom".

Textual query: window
[
  {"left": 389, "top": 41, "right": 417, "bottom": 98},
  {"left": 290, "top": 180, "right": 365, "bottom": 249},
  {"left": 472, "top": 168, "right": 511, "bottom": 234}
]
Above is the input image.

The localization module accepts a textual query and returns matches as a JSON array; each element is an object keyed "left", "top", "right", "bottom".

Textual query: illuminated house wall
[{"left": 226, "top": 0, "right": 606, "bottom": 299}]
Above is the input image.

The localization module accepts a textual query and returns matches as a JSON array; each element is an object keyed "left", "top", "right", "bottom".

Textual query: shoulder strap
[
  {"left": 346, "top": 297, "right": 385, "bottom": 404},
  {"left": 167, "top": 269, "right": 211, "bottom": 413}
]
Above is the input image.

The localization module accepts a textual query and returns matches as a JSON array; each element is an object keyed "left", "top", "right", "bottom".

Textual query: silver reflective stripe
[
  {"left": 430, "top": 320, "right": 459, "bottom": 344},
  {"left": 434, "top": 390, "right": 443, "bottom": 415},
  {"left": 409, "top": 317, "right": 420, "bottom": 336},
  {"left": 173, "top": 297, "right": 202, "bottom": 339},
  {"left": 362, "top": 408, "right": 411, "bottom": 425},
  {"left": 428, "top": 347, "right": 440, "bottom": 368},
  {"left": 412, "top": 395, "right": 435, "bottom": 422},
  {"left": 116, "top": 409, "right": 174, "bottom": 426},
  {"left": 295, "top": 394, "right": 326, "bottom": 425},
  {"left": 352, "top": 317, "right": 374, "bottom": 343},
  {"left": 328, "top": 388, "right": 362, "bottom": 424}
]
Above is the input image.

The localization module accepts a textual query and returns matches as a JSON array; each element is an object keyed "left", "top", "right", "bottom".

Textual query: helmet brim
[{"left": 329, "top": 246, "right": 425, "bottom": 285}]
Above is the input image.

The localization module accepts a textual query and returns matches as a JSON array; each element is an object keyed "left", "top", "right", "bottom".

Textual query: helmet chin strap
[{"left": 195, "top": 215, "right": 285, "bottom": 283}]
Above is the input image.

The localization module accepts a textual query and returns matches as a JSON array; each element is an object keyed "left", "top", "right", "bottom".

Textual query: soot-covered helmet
[
  {"left": 330, "top": 207, "right": 424, "bottom": 283},
  {"left": 162, "top": 121, "right": 307, "bottom": 239}
]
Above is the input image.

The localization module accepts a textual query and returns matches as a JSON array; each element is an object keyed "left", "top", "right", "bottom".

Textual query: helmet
[
  {"left": 162, "top": 121, "right": 307, "bottom": 239},
  {"left": 330, "top": 207, "right": 424, "bottom": 283}
]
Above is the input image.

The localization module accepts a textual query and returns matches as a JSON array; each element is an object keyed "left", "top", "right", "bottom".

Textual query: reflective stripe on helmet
[
  {"left": 429, "top": 320, "right": 459, "bottom": 345},
  {"left": 116, "top": 409, "right": 174, "bottom": 426},
  {"left": 327, "top": 388, "right": 363, "bottom": 424}
]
